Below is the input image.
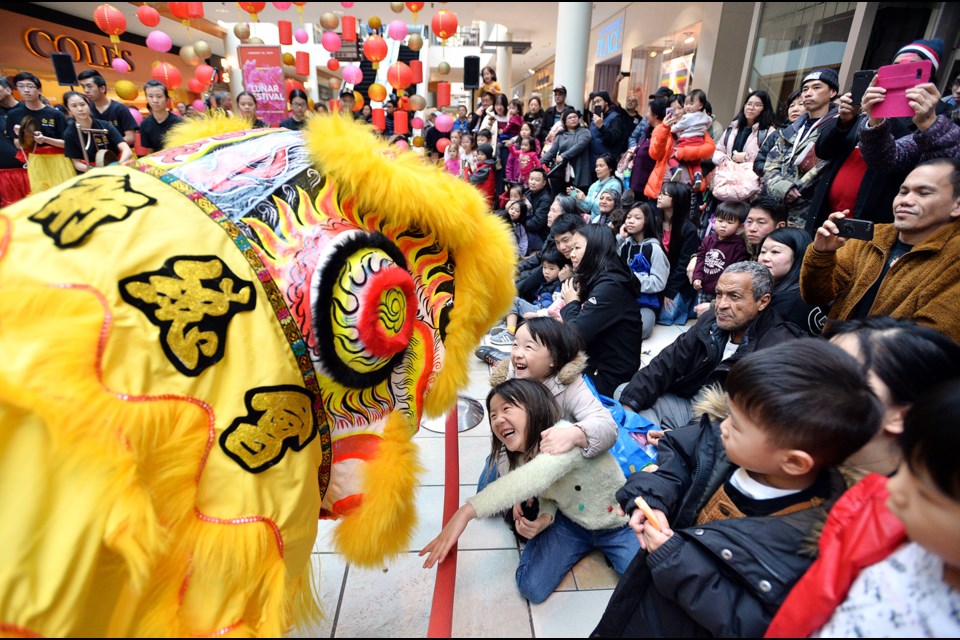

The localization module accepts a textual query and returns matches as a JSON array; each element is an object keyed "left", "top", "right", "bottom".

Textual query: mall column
[
  {"left": 554, "top": 2, "right": 591, "bottom": 112},
  {"left": 495, "top": 25, "right": 512, "bottom": 96}
]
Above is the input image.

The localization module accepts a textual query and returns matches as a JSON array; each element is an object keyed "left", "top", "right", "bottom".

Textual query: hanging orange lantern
[
  {"left": 93, "top": 4, "right": 127, "bottom": 54},
  {"left": 151, "top": 62, "right": 183, "bottom": 89},
  {"left": 352, "top": 91, "right": 364, "bottom": 112},
  {"left": 237, "top": 2, "right": 266, "bottom": 22},
  {"left": 430, "top": 9, "right": 458, "bottom": 42},
  {"left": 387, "top": 61, "right": 413, "bottom": 97},
  {"left": 368, "top": 83, "right": 387, "bottom": 102},
  {"left": 362, "top": 34, "right": 388, "bottom": 70}
]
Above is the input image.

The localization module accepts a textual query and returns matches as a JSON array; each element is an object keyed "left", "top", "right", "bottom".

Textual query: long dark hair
[
  {"left": 627, "top": 202, "right": 663, "bottom": 242},
  {"left": 735, "top": 90, "right": 776, "bottom": 130},
  {"left": 486, "top": 378, "right": 560, "bottom": 471},
  {"left": 761, "top": 227, "right": 811, "bottom": 294},
  {"left": 493, "top": 93, "right": 509, "bottom": 117},
  {"left": 658, "top": 181, "right": 692, "bottom": 267},
  {"left": 573, "top": 224, "right": 641, "bottom": 301}
]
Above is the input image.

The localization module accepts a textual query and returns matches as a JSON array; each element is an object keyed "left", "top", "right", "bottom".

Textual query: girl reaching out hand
[{"left": 420, "top": 378, "right": 638, "bottom": 604}]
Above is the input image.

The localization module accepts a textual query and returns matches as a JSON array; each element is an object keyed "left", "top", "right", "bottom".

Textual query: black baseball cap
[
  {"left": 648, "top": 86, "right": 673, "bottom": 100},
  {"left": 553, "top": 85, "right": 567, "bottom": 94}
]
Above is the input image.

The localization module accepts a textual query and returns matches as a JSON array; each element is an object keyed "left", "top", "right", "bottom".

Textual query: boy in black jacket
[{"left": 593, "top": 339, "right": 882, "bottom": 638}]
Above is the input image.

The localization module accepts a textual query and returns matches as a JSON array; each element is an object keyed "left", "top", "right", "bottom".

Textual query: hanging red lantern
[
  {"left": 394, "top": 110, "right": 409, "bottom": 135},
  {"left": 405, "top": 2, "right": 425, "bottom": 22},
  {"left": 93, "top": 4, "right": 127, "bottom": 50},
  {"left": 408, "top": 59, "right": 423, "bottom": 84},
  {"left": 237, "top": 2, "right": 266, "bottom": 21},
  {"left": 188, "top": 77, "right": 205, "bottom": 94},
  {"left": 295, "top": 51, "right": 310, "bottom": 76},
  {"left": 372, "top": 107, "right": 385, "bottom": 130},
  {"left": 387, "top": 61, "right": 413, "bottom": 96},
  {"left": 186, "top": 2, "right": 204, "bottom": 18},
  {"left": 284, "top": 77, "right": 306, "bottom": 96},
  {"left": 194, "top": 64, "right": 216, "bottom": 87},
  {"left": 136, "top": 5, "right": 161, "bottom": 27},
  {"left": 168, "top": 2, "right": 190, "bottom": 20},
  {"left": 431, "top": 9, "right": 458, "bottom": 42},
  {"left": 342, "top": 15, "right": 357, "bottom": 42},
  {"left": 327, "top": 58, "right": 340, "bottom": 71},
  {"left": 151, "top": 62, "right": 183, "bottom": 89},
  {"left": 437, "top": 81, "right": 451, "bottom": 107},
  {"left": 278, "top": 20, "right": 292, "bottom": 45},
  {"left": 362, "top": 35, "right": 388, "bottom": 70}
]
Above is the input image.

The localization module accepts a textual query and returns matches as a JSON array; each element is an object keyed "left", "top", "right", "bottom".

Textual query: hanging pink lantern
[
  {"left": 343, "top": 65, "right": 363, "bottom": 85},
  {"left": 294, "top": 28, "right": 309, "bottom": 44},
  {"left": 394, "top": 139, "right": 409, "bottom": 151},
  {"left": 278, "top": 20, "right": 293, "bottom": 45},
  {"left": 128, "top": 106, "right": 143, "bottom": 125},
  {"left": 342, "top": 15, "right": 357, "bottom": 42},
  {"left": 434, "top": 113, "right": 453, "bottom": 132},
  {"left": 192, "top": 98, "right": 206, "bottom": 112},
  {"left": 272, "top": 1, "right": 292, "bottom": 9},
  {"left": 342, "top": 2, "right": 355, "bottom": 7},
  {"left": 387, "top": 19, "right": 408, "bottom": 41},
  {"left": 136, "top": 5, "right": 161, "bottom": 27},
  {"left": 111, "top": 57, "right": 130, "bottom": 73},
  {"left": 146, "top": 30, "right": 173, "bottom": 53},
  {"left": 411, "top": 116, "right": 424, "bottom": 129},
  {"left": 321, "top": 31, "right": 341, "bottom": 52}
]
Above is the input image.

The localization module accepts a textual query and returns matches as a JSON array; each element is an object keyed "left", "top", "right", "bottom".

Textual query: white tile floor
[{"left": 291, "top": 320, "right": 694, "bottom": 638}]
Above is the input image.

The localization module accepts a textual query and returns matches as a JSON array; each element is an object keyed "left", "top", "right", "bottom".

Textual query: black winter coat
[
  {"left": 560, "top": 273, "right": 644, "bottom": 396},
  {"left": 663, "top": 220, "right": 699, "bottom": 301},
  {"left": 525, "top": 187, "right": 552, "bottom": 244},
  {"left": 619, "top": 307, "right": 802, "bottom": 412},
  {"left": 592, "top": 417, "right": 849, "bottom": 638}
]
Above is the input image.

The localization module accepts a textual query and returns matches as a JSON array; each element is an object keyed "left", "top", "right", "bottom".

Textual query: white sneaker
[{"left": 488, "top": 330, "right": 515, "bottom": 346}]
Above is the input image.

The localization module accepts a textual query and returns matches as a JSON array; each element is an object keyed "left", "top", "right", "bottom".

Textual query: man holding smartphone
[
  {"left": 800, "top": 158, "right": 960, "bottom": 342},
  {"left": 587, "top": 91, "right": 627, "bottom": 177}
]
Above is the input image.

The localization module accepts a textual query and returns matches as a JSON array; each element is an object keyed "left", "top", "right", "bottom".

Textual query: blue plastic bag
[{"left": 582, "top": 375, "right": 659, "bottom": 476}]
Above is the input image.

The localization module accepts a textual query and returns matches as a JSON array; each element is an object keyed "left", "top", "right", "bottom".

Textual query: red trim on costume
[
  {"left": 28, "top": 146, "right": 64, "bottom": 155},
  {"left": 332, "top": 433, "right": 382, "bottom": 463}
]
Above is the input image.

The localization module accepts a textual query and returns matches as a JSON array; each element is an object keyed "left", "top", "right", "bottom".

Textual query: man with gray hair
[{"left": 618, "top": 261, "right": 804, "bottom": 430}]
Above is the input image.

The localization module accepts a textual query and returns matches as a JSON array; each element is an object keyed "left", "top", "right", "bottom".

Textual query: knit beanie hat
[
  {"left": 801, "top": 68, "right": 839, "bottom": 92},
  {"left": 894, "top": 38, "right": 944, "bottom": 71},
  {"left": 478, "top": 143, "right": 494, "bottom": 159}
]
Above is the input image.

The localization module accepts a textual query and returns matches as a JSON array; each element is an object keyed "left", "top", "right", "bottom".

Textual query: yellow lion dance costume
[{"left": 0, "top": 116, "right": 516, "bottom": 636}]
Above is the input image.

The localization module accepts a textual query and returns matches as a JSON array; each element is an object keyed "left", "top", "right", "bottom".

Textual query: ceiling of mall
[{"left": 33, "top": 2, "right": 629, "bottom": 85}]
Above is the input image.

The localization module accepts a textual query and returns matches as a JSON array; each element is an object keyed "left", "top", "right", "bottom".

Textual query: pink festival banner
[{"left": 238, "top": 45, "right": 285, "bottom": 127}]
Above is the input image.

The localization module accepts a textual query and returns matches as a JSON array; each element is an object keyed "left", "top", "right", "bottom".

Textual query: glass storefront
[
  {"left": 748, "top": 2, "right": 856, "bottom": 115},
  {"left": 627, "top": 22, "right": 702, "bottom": 101}
]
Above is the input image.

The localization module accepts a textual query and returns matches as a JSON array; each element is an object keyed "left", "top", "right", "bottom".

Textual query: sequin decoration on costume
[
  {"left": 220, "top": 385, "right": 317, "bottom": 473},
  {"left": 29, "top": 174, "right": 156, "bottom": 248},
  {"left": 119, "top": 255, "right": 257, "bottom": 376}
]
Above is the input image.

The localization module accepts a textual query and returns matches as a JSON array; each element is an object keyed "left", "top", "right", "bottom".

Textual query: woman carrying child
[
  {"left": 618, "top": 202, "right": 669, "bottom": 339},
  {"left": 421, "top": 377, "right": 637, "bottom": 604}
]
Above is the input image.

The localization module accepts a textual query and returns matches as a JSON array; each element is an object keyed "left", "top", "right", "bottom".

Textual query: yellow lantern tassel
[{"left": 296, "top": 5, "right": 303, "bottom": 25}]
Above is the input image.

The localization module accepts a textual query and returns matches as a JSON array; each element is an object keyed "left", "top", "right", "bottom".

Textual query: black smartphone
[
  {"left": 836, "top": 217, "right": 874, "bottom": 241},
  {"left": 620, "top": 71, "right": 631, "bottom": 77},
  {"left": 593, "top": 105, "right": 603, "bottom": 117},
  {"left": 849, "top": 69, "right": 876, "bottom": 107}
]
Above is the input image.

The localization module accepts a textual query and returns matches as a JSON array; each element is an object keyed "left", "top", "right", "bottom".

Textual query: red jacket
[
  {"left": 644, "top": 123, "right": 716, "bottom": 199},
  {"left": 764, "top": 473, "right": 907, "bottom": 637}
]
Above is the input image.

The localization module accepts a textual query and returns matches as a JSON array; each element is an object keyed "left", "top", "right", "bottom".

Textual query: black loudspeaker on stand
[
  {"left": 463, "top": 55, "right": 480, "bottom": 89},
  {"left": 51, "top": 53, "right": 79, "bottom": 87}
]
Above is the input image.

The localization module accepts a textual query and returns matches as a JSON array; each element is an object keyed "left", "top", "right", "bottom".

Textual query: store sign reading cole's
[
  {"left": 596, "top": 16, "right": 624, "bottom": 60},
  {"left": 24, "top": 28, "right": 135, "bottom": 71}
]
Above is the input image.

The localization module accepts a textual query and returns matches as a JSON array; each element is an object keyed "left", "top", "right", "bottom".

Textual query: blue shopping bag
[{"left": 582, "top": 375, "right": 659, "bottom": 476}]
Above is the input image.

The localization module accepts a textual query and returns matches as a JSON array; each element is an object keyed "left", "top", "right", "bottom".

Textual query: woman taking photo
[
  {"left": 62, "top": 91, "right": 132, "bottom": 173},
  {"left": 656, "top": 181, "right": 698, "bottom": 325},
  {"left": 757, "top": 227, "right": 825, "bottom": 336},
  {"left": 280, "top": 89, "right": 309, "bottom": 131},
  {"left": 541, "top": 108, "right": 592, "bottom": 197},
  {"left": 569, "top": 153, "right": 622, "bottom": 222},
  {"left": 560, "top": 223, "right": 644, "bottom": 396},
  {"left": 139, "top": 80, "right": 183, "bottom": 154},
  {"left": 237, "top": 91, "right": 268, "bottom": 129}
]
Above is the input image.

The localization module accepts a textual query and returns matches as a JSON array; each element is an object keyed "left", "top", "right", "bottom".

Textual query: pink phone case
[{"left": 872, "top": 60, "right": 932, "bottom": 119}]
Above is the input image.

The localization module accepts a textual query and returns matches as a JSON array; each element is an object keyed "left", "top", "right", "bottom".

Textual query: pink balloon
[
  {"left": 128, "top": 106, "right": 143, "bottom": 125},
  {"left": 321, "top": 31, "right": 341, "bottom": 52},
  {"left": 111, "top": 57, "right": 131, "bottom": 73},
  {"left": 192, "top": 99, "right": 206, "bottom": 112},
  {"left": 411, "top": 117, "right": 424, "bottom": 129},
  {"left": 146, "top": 30, "right": 172, "bottom": 53},
  {"left": 343, "top": 65, "right": 363, "bottom": 85},
  {"left": 394, "top": 140, "right": 409, "bottom": 151},
  {"left": 387, "top": 20, "right": 408, "bottom": 41},
  {"left": 295, "top": 28, "right": 309, "bottom": 44},
  {"left": 272, "top": 2, "right": 292, "bottom": 9},
  {"left": 341, "top": 2, "right": 355, "bottom": 7},
  {"left": 434, "top": 113, "right": 454, "bottom": 132}
]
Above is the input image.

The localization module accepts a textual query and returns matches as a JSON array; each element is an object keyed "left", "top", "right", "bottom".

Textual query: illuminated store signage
[
  {"left": 24, "top": 28, "right": 135, "bottom": 71},
  {"left": 596, "top": 17, "right": 624, "bottom": 60}
]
